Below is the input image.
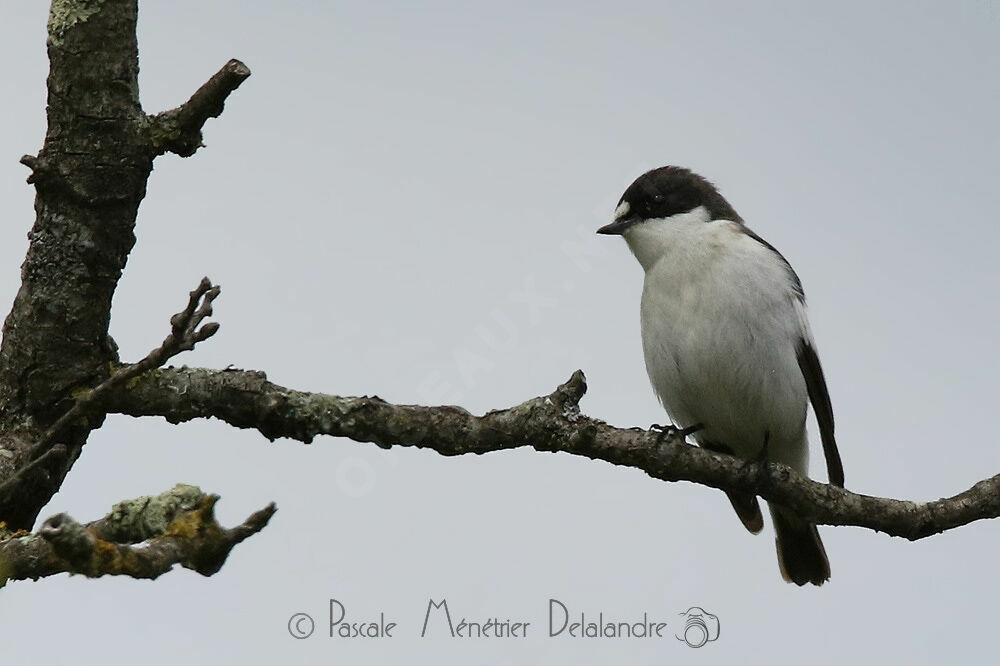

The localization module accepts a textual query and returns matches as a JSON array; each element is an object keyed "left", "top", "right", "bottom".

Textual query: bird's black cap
[{"left": 597, "top": 166, "right": 742, "bottom": 235}]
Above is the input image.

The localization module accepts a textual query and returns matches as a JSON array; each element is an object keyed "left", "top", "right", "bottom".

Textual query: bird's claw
[
  {"left": 739, "top": 430, "right": 772, "bottom": 485},
  {"left": 650, "top": 422, "right": 703, "bottom": 445}
]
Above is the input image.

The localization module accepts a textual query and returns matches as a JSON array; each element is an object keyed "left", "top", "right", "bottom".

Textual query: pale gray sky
[{"left": 1, "top": 2, "right": 999, "bottom": 664}]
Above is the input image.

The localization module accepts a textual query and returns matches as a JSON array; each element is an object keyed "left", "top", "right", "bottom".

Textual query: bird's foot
[
  {"left": 650, "top": 422, "right": 703, "bottom": 445},
  {"left": 739, "top": 430, "right": 772, "bottom": 488}
]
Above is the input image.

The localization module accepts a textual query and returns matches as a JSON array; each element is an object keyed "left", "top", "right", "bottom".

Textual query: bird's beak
[
  {"left": 597, "top": 200, "right": 636, "bottom": 235},
  {"left": 596, "top": 218, "right": 633, "bottom": 235}
]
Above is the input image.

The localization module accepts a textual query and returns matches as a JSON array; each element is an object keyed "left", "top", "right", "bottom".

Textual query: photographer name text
[{"left": 288, "top": 598, "right": 721, "bottom": 647}]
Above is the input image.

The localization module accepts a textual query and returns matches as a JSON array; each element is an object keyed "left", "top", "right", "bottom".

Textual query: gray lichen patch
[
  {"left": 48, "top": 0, "right": 106, "bottom": 46},
  {"left": 106, "top": 483, "right": 204, "bottom": 541}
]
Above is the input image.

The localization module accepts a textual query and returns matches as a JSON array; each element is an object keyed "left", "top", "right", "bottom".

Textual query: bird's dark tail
[{"left": 770, "top": 507, "right": 830, "bottom": 586}]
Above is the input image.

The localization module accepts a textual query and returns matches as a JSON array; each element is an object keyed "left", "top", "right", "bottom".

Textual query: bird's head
[{"left": 598, "top": 166, "right": 742, "bottom": 270}]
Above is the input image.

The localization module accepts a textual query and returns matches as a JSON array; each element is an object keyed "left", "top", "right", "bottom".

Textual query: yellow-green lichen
[
  {"left": 69, "top": 386, "right": 90, "bottom": 400},
  {"left": 146, "top": 117, "right": 183, "bottom": 149},
  {"left": 0, "top": 530, "right": 33, "bottom": 589},
  {"left": 48, "top": 0, "right": 106, "bottom": 47},
  {"left": 124, "top": 371, "right": 149, "bottom": 391},
  {"left": 164, "top": 496, "right": 220, "bottom": 540}
]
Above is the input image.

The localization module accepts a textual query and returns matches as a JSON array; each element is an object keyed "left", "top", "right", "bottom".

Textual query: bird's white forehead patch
[{"left": 613, "top": 200, "right": 631, "bottom": 221}]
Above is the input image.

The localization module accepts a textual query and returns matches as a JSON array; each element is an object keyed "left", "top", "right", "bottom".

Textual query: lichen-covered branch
[
  {"left": 0, "top": 484, "right": 276, "bottom": 586},
  {"left": 105, "top": 368, "right": 1000, "bottom": 541}
]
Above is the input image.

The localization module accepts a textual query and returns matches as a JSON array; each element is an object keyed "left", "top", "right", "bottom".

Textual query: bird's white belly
[{"left": 639, "top": 247, "right": 808, "bottom": 469}]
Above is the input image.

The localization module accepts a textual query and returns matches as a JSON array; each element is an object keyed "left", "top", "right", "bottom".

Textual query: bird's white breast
[{"left": 625, "top": 208, "right": 809, "bottom": 471}]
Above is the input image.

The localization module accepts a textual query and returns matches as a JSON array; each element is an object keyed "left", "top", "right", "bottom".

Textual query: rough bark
[
  {"left": 0, "top": 0, "right": 150, "bottom": 528},
  {"left": 107, "top": 368, "right": 1000, "bottom": 541}
]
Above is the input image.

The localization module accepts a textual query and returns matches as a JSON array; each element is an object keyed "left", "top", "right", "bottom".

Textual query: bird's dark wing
[
  {"left": 795, "top": 329, "right": 844, "bottom": 487},
  {"left": 738, "top": 225, "right": 843, "bottom": 487}
]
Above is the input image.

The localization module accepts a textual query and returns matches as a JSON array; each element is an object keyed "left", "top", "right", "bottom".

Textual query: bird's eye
[{"left": 652, "top": 194, "right": 665, "bottom": 204}]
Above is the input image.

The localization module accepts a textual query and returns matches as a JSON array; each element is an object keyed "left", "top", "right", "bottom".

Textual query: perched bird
[{"left": 598, "top": 166, "right": 843, "bottom": 586}]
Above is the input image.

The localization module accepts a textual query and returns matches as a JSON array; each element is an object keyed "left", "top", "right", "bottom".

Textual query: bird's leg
[
  {"left": 755, "top": 430, "right": 771, "bottom": 464},
  {"left": 650, "top": 422, "right": 703, "bottom": 445},
  {"left": 741, "top": 429, "right": 772, "bottom": 489}
]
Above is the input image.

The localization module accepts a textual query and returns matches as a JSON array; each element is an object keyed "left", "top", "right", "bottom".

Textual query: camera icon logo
[{"left": 675, "top": 607, "right": 720, "bottom": 648}]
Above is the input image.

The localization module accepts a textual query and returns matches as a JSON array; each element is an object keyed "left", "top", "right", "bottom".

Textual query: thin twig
[{"left": 0, "top": 279, "right": 221, "bottom": 502}]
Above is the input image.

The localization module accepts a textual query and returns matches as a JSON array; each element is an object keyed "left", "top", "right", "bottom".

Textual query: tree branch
[
  {"left": 105, "top": 368, "right": 999, "bottom": 541},
  {"left": 0, "top": 279, "right": 221, "bottom": 514},
  {"left": 0, "top": 484, "right": 275, "bottom": 585},
  {"left": 37, "top": 277, "right": 219, "bottom": 458},
  {"left": 148, "top": 59, "right": 251, "bottom": 157}
]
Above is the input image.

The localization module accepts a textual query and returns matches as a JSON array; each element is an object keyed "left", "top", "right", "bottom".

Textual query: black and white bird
[{"left": 598, "top": 166, "right": 843, "bottom": 586}]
